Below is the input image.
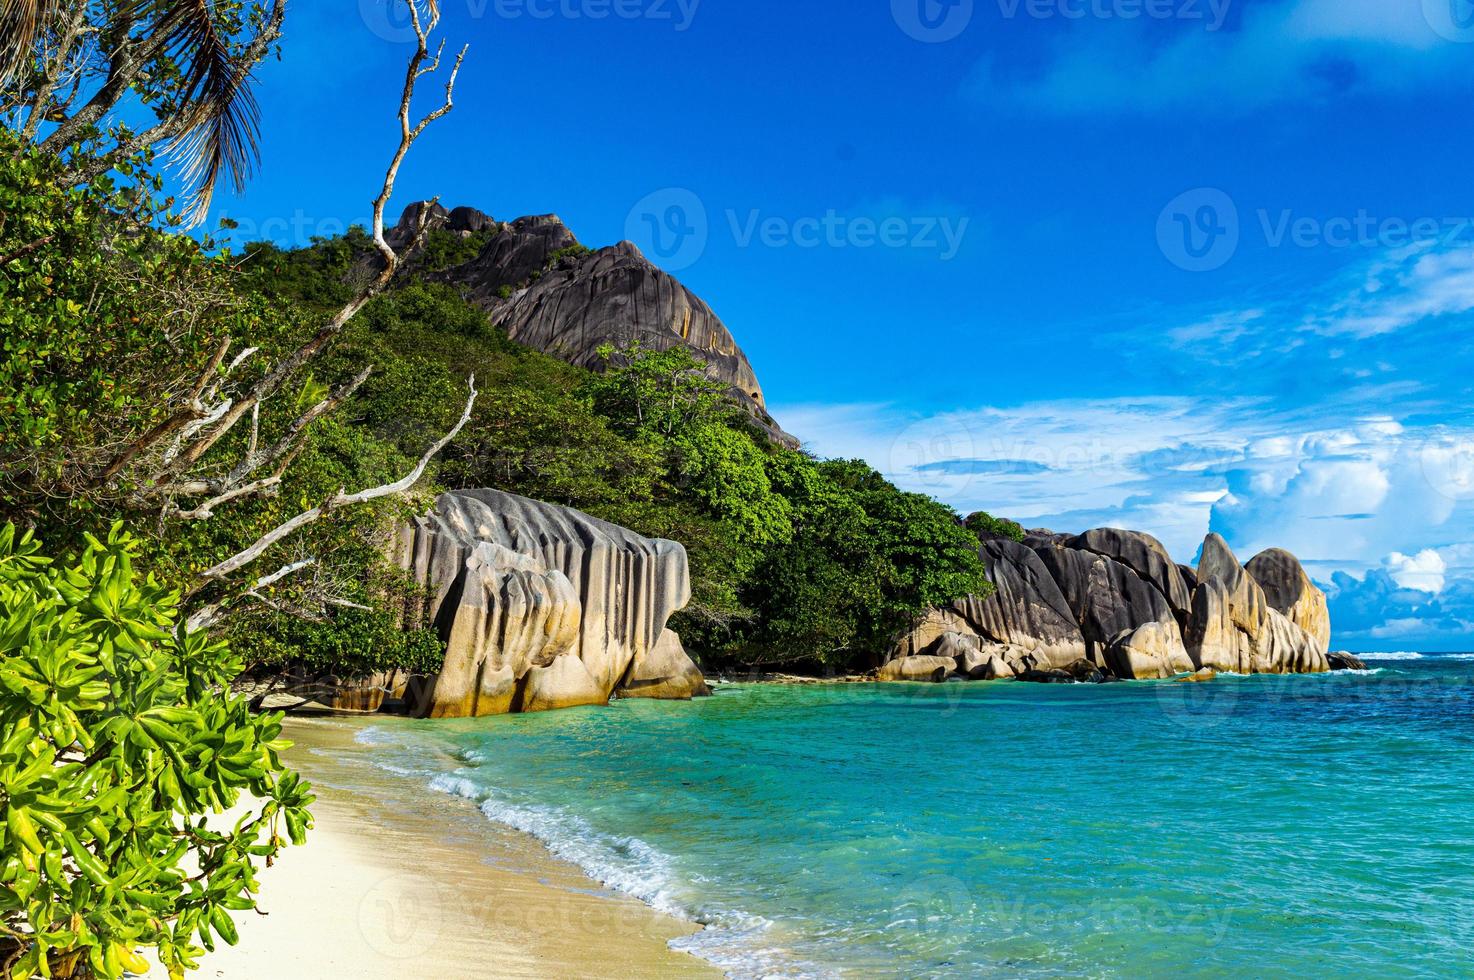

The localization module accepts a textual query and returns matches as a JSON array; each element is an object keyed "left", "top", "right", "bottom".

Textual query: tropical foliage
[{"left": 0, "top": 524, "right": 313, "bottom": 978}]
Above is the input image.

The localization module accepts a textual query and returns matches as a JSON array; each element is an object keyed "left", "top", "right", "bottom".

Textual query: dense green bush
[
  {"left": 0, "top": 524, "right": 313, "bottom": 978},
  {"left": 966, "top": 511, "right": 1027, "bottom": 543}
]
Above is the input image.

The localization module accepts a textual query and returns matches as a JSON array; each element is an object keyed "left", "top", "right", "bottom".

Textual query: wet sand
[{"left": 188, "top": 717, "right": 720, "bottom": 979}]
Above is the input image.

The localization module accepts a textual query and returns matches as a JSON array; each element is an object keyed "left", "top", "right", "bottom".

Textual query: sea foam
[{"left": 424, "top": 770, "right": 811, "bottom": 979}]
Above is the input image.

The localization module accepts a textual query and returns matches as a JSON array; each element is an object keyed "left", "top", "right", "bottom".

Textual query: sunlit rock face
[
  {"left": 391, "top": 489, "right": 706, "bottom": 717},
  {"left": 389, "top": 202, "right": 797, "bottom": 448}
]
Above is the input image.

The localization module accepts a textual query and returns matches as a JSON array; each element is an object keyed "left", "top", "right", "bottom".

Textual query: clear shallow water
[{"left": 355, "top": 656, "right": 1474, "bottom": 978}]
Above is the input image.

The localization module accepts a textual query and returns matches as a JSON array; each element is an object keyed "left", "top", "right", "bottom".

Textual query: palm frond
[
  {"left": 0, "top": 0, "right": 65, "bottom": 85},
  {"left": 146, "top": 0, "right": 263, "bottom": 225}
]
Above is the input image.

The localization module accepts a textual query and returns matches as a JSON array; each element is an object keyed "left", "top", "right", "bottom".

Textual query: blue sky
[{"left": 216, "top": 0, "right": 1474, "bottom": 650}]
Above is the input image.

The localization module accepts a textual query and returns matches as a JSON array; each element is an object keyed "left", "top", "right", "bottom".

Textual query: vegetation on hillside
[{"left": 239, "top": 236, "right": 994, "bottom": 668}]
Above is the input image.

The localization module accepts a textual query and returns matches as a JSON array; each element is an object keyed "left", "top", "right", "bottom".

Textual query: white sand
[{"left": 153, "top": 718, "right": 719, "bottom": 979}]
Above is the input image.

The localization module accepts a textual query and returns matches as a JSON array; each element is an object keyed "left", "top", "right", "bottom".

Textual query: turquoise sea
[{"left": 353, "top": 654, "right": 1474, "bottom": 978}]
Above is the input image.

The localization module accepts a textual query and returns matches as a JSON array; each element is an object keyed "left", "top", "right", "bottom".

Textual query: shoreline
[{"left": 189, "top": 717, "right": 721, "bottom": 979}]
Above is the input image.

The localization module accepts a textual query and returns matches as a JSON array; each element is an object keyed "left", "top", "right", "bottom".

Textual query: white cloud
[
  {"left": 774, "top": 395, "right": 1266, "bottom": 558},
  {"left": 1307, "top": 245, "right": 1474, "bottom": 339},
  {"left": 1384, "top": 549, "right": 1447, "bottom": 593}
]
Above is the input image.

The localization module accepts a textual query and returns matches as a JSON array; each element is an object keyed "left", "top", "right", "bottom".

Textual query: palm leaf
[
  {"left": 0, "top": 0, "right": 65, "bottom": 85},
  {"left": 144, "top": 0, "right": 263, "bottom": 226}
]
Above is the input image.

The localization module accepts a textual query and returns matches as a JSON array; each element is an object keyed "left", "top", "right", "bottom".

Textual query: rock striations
[
  {"left": 887, "top": 528, "right": 1333, "bottom": 683},
  {"left": 389, "top": 202, "right": 797, "bottom": 447},
  {"left": 390, "top": 489, "right": 709, "bottom": 718}
]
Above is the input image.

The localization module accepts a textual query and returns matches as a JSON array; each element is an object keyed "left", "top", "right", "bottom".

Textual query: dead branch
[
  {"left": 0, "top": 234, "right": 55, "bottom": 267},
  {"left": 196, "top": 374, "right": 477, "bottom": 583},
  {"left": 162, "top": 4, "right": 467, "bottom": 478},
  {"left": 185, "top": 557, "right": 318, "bottom": 632}
]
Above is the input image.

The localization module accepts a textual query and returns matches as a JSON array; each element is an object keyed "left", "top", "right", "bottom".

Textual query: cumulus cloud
[
  {"left": 773, "top": 231, "right": 1474, "bottom": 649},
  {"left": 1384, "top": 550, "right": 1448, "bottom": 593}
]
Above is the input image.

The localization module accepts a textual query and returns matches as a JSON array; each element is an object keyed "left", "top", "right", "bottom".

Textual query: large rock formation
[
  {"left": 1246, "top": 547, "right": 1332, "bottom": 655},
  {"left": 885, "top": 528, "right": 1331, "bottom": 683},
  {"left": 892, "top": 539, "right": 1088, "bottom": 673},
  {"left": 390, "top": 489, "right": 709, "bottom": 717},
  {"left": 388, "top": 203, "right": 796, "bottom": 448},
  {"left": 1187, "top": 534, "right": 1329, "bottom": 675}
]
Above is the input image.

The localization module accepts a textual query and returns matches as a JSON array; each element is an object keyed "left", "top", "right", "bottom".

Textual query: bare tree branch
[
  {"left": 196, "top": 374, "right": 477, "bottom": 583},
  {"left": 166, "top": 11, "right": 467, "bottom": 477},
  {"left": 186, "top": 556, "right": 317, "bottom": 632},
  {"left": 95, "top": 334, "right": 230, "bottom": 484}
]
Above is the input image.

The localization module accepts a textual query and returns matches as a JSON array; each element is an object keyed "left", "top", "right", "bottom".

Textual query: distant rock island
[{"left": 886, "top": 527, "right": 1338, "bottom": 683}]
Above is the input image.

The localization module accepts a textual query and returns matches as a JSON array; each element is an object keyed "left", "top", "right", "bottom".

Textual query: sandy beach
[{"left": 173, "top": 717, "right": 719, "bottom": 980}]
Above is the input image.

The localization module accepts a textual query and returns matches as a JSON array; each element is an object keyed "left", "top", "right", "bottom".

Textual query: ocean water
[{"left": 354, "top": 655, "right": 1474, "bottom": 978}]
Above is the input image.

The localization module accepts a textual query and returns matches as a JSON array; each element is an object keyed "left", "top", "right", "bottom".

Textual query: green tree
[
  {"left": 1, "top": 0, "right": 288, "bottom": 224},
  {"left": 965, "top": 511, "right": 1026, "bottom": 543},
  {"left": 0, "top": 524, "right": 313, "bottom": 979}
]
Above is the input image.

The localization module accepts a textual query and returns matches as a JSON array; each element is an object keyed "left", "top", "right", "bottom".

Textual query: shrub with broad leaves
[{"left": 0, "top": 523, "right": 313, "bottom": 979}]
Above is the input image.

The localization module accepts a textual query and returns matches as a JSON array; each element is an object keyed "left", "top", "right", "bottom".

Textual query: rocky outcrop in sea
[{"left": 888, "top": 528, "right": 1335, "bottom": 683}]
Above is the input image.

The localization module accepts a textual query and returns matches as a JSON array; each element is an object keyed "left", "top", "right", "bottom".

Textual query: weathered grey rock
[
  {"left": 1327, "top": 651, "right": 1368, "bottom": 671},
  {"left": 439, "top": 213, "right": 581, "bottom": 302},
  {"left": 1035, "top": 546, "right": 1187, "bottom": 669},
  {"left": 1186, "top": 534, "right": 1329, "bottom": 675},
  {"left": 1016, "top": 659, "right": 1108, "bottom": 684},
  {"left": 392, "top": 489, "right": 698, "bottom": 717},
  {"left": 1067, "top": 528, "right": 1193, "bottom": 628},
  {"left": 617, "top": 629, "right": 712, "bottom": 701},
  {"left": 893, "top": 540, "right": 1088, "bottom": 673},
  {"left": 877, "top": 656, "right": 955, "bottom": 682},
  {"left": 946, "top": 635, "right": 1021, "bottom": 680},
  {"left": 1246, "top": 548, "right": 1332, "bottom": 655},
  {"left": 901, "top": 529, "right": 1333, "bottom": 683},
  {"left": 1105, "top": 622, "right": 1196, "bottom": 680},
  {"left": 388, "top": 201, "right": 796, "bottom": 447}
]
